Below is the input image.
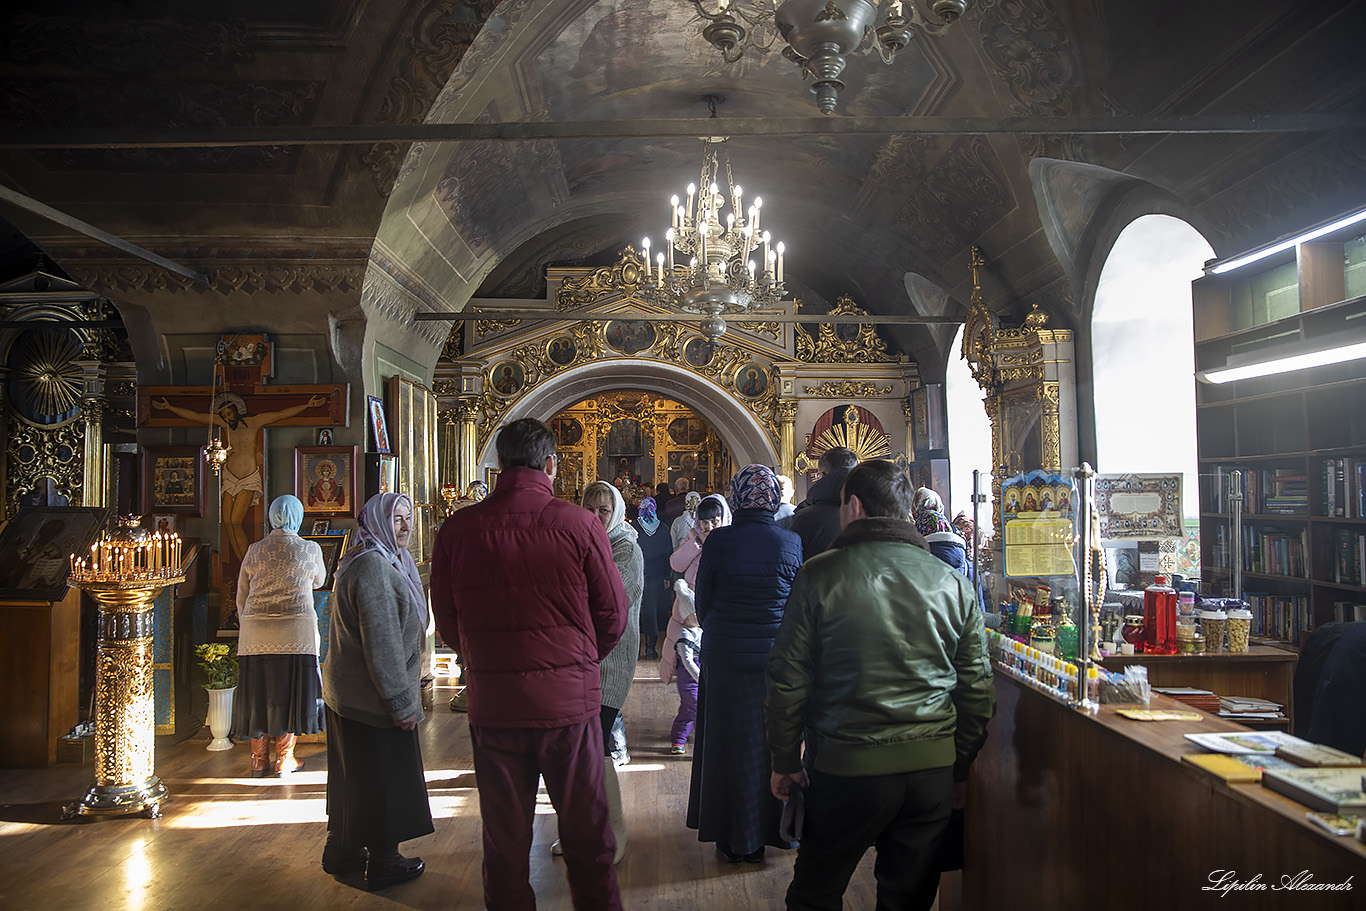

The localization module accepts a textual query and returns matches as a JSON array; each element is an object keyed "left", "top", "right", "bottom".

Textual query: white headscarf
[
  {"left": 336, "top": 492, "right": 426, "bottom": 613},
  {"left": 584, "top": 480, "right": 639, "bottom": 549}
]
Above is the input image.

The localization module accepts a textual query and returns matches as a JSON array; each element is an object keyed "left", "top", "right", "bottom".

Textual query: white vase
[{"left": 205, "top": 686, "right": 236, "bottom": 751}]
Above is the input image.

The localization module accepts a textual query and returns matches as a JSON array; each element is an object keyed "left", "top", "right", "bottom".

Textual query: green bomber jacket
[{"left": 765, "top": 516, "right": 996, "bottom": 781}]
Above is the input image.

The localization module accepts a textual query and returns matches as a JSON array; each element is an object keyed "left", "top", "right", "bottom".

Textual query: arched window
[{"left": 1092, "top": 214, "right": 1214, "bottom": 575}]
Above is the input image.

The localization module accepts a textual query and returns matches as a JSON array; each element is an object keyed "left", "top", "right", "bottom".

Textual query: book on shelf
[
  {"left": 1332, "top": 529, "right": 1365, "bottom": 585},
  {"left": 1261, "top": 766, "right": 1366, "bottom": 813},
  {"left": 1274, "top": 741, "right": 1366, "bottom": 768},
  {"left": 1219, "top": 695, "right": 1284, "bottom": 714},
  {"left": 1184, "top": 731, "right": 1309, "bottom": 754},
  {"left": 1331, "top": 602, "right": 1366, "bottom": 623}
]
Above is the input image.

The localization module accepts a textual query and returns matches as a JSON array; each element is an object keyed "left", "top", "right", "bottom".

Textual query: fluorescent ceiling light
[
  {"left": 1207, "top": 207, "right": 1366, "bottom": 275},
  {"left": 1199, "top": 340, "right": 1366, "bottom": 384}
]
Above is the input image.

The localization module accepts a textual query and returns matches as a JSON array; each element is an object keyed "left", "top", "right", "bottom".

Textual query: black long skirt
[
  {"left": 325, "top": 707, "right": 434, "bottom": 850},
  {"left": 686, "top": 663, "right": 792, "bottom": 855},
  {"left": 230, "top": 654, "right": 325, "bottom": 739}
]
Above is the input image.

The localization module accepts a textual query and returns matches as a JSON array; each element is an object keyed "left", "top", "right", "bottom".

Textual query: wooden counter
[
  {"left": 1102, "top": 644, "right": 1298, "bottom": 726},
  {"left": 964, "top": 671, "right": 1365, "bottom": 910}
]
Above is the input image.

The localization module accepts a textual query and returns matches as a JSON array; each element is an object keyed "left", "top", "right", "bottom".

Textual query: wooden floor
[{"left": 0, "top": 660, "right": 932, "bottom": 911}]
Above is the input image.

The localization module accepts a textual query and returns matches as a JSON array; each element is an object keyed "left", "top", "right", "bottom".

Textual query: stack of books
[
  {"left": 1218, "top": 695, "right": 1285, "bottom": 720},
  {"left": 1154, "top": 687, "right": 1221, "bottom": 714}
]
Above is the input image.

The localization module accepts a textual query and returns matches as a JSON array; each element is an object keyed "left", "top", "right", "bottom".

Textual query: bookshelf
[{"left": 1193, "top": 224, "right": 1366, "bottom": 646}]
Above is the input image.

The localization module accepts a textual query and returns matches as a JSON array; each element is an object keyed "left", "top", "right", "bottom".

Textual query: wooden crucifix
[{"left": 139, "top": 334, "right": 347, "bottom": 614}]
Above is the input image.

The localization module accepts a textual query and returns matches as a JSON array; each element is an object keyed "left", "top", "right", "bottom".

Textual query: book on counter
[
  {"left": 1274, "top": 741, "right": 1366, "bottom": 768},
  {"left": 1184, "top": 730, "right": 1309, "bottom": 755},
  {"left": 1262, "top": 766, "right": 1366, "bottom": 814},
  {"left": 1183, "top": 752, "right": 1265, "bottom": 782}
]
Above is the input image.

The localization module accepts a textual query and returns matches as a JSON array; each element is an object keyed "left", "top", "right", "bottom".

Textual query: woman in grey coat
[
  {"left": 560, "top": 479, "right": 642, "bottom": 863},
  {"left": 320, "top": 492, "right": 433, "bottom": 891}
]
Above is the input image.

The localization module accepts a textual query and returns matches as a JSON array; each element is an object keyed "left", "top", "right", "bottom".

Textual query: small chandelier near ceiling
[
  {"left": 691, "top": 0, "right": 968, "bottom": 114},
  {"left": 637, "top": 115, "right": 786, "bottom": 344}
]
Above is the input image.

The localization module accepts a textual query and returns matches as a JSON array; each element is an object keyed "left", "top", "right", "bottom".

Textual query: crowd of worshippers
[{"left": 239, "top": 417, "right": 996, "bottom": 908}]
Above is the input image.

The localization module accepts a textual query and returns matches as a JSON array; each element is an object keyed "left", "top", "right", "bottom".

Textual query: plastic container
[
  {"left": 1227, "top": 607, "right": 1253, "bottom": 653},
  {"left": 1200, "top": 607, "right": 1227, "bottom": 652},
  {"left": 1144, "top": 575, "right": 1178, "bottom": 654},
  {"left": 1120, "top": 615, "right": 1146, "bottom": 654}
]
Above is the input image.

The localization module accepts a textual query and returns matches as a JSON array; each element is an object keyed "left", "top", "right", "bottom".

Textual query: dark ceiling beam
[
  {"left": 0, "top": 185, "right": 210, "bottom": 286},
  {"left": 4, "top": 114, "right": 1363, "bottom": 150},
  {"left": 415, "top": 309, "right": 963, "bottom": 324}
]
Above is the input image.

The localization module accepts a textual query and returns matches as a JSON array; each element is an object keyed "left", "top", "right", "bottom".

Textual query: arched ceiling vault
[{"left": 2, "top": 0, "right": 1364, "bottom": 386}]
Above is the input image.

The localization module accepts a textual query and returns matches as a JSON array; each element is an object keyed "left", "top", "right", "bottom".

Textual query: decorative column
[
  {"left": 456, "top": 397, "right": 482, "bottom": 490},
  {"left": 80, "top": 397, "right": 107, "bottom": 507},
  {"left": 902, "top": 396, "right": 915, "bottom": 459},
  {"left": 775, "top": 399, "right": 799, "bottom": 481},
  {"left": 64, "top": 519, "right": 185, "bottom": 819}
]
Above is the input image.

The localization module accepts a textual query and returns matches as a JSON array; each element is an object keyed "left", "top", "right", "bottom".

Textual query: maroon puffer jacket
[{"left": 431, "top": 466, "right": 627, "bottom": 728}]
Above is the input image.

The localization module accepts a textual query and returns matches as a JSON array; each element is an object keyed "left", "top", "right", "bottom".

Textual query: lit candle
[
  {"left": 641, "top": 237, "right": 651, "bottom": 280},
  {"left": 657, "top": 252, "right": 665, "bottom": 284},
  {"left": 768, "top": 249, "right": 777, "bottom": 281},
  {"left": 752, "top": 196, "right": 762, "bottom": 235},
  {"left": 748, "top": 259, "right": 757, "bottom": 280},
  {"left": 733, "top": 184, "right": 743, "bottom": 220},
  {"left": 671, "top": 194, "right": 680, "bottom": 229},
  {"left": 727, "top": 212, "right": 735, "bottom": 236},
  {"left": 687, "top": 183, "right": 696, "bottom": 225},
  {"left": 666, "top": 228, "right": 675, "bottom": 269},
  {"left": 776, "top": 241, "right": 785, "bottom": 283},
  {"left": 762, "top": 230, "right": 771, "bottom": 276}
]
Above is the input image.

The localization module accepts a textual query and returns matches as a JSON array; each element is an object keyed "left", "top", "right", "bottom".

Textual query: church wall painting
[
  {"left": 0, "top": 506, "right": 107, "bottom": 603},
  {"left": 295, "top": 446, "right": 358, "bottom": 518},
  {"left": 141, "top": 446, "right": 205, "bottom": 516}
]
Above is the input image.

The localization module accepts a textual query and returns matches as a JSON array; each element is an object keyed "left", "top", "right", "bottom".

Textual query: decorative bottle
[{"left": 1143, "top": 575, "right": 1177, "bottom": 655}]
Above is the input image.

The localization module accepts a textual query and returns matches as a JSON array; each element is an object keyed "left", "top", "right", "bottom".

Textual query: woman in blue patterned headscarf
[
  {"left": 686, "top": 464, "right": 805, "bottom": 864},
  {"left": 632, "top": 495, "right": 672, "bottom": 661}
]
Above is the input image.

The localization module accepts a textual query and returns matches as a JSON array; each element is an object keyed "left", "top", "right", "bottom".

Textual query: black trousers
[{"left": 786, "top": 765, "right": 953, "bottom": 911}]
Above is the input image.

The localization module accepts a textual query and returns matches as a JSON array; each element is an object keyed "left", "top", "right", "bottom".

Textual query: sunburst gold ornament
[{"left": 810, "top": 406, "right": 891, "bottom": 462}]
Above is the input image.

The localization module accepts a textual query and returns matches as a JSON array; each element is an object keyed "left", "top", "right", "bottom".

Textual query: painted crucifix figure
[{"left": 149, "top": 390, "right": 330, "bottom": 561}]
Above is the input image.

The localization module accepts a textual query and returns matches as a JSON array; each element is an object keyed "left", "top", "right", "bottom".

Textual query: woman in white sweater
[{"left": 231, "top": 494, "right": 327, "bottom": 777}]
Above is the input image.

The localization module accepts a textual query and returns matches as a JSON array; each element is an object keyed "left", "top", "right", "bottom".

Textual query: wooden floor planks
[{"left": 0, "top": 661, "right": 927, "bottom": 910}]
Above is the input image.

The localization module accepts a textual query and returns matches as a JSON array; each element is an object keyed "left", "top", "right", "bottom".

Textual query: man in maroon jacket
[{"left": 431, "top": 417, "right": 628, "bottom": 910}]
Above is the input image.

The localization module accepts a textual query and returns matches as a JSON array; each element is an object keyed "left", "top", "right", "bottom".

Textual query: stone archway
[{"left": 480, "top": 359, "right": 776, "bottom": 476}]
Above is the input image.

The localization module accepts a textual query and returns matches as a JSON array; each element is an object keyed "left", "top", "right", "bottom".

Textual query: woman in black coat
[{"left": 686, "top": 464, "right": 804, "bottom": 863}]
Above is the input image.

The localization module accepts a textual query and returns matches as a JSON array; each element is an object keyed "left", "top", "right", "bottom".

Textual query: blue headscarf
[
  {"left": 336, "top": 492, "right": 426, "bottom": 614},
  {"left": 268, "top": 494, "right": 304, "bottom": 533},
  {"left": 731, "top": 464, "right": 781, "bottom": 513}
]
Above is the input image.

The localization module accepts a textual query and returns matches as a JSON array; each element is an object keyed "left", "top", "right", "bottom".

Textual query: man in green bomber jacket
[{"left": 765, "top": 459, "right": 996, "bottom": 911}]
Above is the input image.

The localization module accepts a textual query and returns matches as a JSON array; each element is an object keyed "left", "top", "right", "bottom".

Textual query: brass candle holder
[{"left": 62, "top": 517, "right": 186, "bottom": 820}]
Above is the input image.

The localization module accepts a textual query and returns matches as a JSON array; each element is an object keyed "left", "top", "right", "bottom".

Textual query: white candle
[
  {"left": 777, "top": 241, "right": 785, "bottom": 283},
  {"left": 657, "top": 252, "right": 665, "bottom": 284},
  {"left": 671, "top": 194, "right": 680, "bottom": 228},
  {"left": 687, "top": 184, "right": 696, "bottom": 225}
]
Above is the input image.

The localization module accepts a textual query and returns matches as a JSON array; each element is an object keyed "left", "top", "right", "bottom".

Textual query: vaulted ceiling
[{"left": 2, "top": 0, "right": 1364, "bottom": 382}]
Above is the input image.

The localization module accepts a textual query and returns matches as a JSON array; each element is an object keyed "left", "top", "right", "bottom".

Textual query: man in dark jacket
[
  {"left": 766, "top": 460, "right": 995, "bottom": 911},
  {"left": 431, "top": 418, "right": 628, "bottom": 910},
  {"left": 782, "top": 446, "right": 858, "bottom": 557}
]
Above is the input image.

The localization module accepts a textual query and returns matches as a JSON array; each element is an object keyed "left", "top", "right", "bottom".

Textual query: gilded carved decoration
[
  {"left": 735, "top": 321, "right": 780, "bottom": 340},
  {"left": 5, "top": 422, "right": 85, "bottom": 518},
  {"left": 555, "top": 247, "right": 647, "bottom": 311},
  {"left": 477, "top": 318, "right": 523, "bottom": 335},
  {"left": 440, "top": 325, "right": 464, "bottom": 361},
  {"left": 804, "top": 381, "right": 894, "bottom": 397},
  {"left": 795, "top": 296, "right": 898, "bottom": 364},
  {"left": 433, "top": 379, "right": 461, "bottom": 396}
]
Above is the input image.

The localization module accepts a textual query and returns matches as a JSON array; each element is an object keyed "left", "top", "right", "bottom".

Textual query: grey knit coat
[
  {"left": 322, "top": 549, "right": 426, "bottom": 728},
  {"left": 600, "top": 522, "right": 644, "bottom": 709}
]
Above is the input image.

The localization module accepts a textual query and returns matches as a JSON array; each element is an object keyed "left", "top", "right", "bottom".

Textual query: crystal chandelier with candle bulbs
[
  {"left": 691, "top": 0, "right": 968, "bottom": 114},
  {"left": 637, "top": 127, "right": 786, "bottom": 344}
]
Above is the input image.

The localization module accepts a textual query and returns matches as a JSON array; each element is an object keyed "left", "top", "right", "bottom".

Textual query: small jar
[
  {"left": 1030, "top": 623, "right": 1056, "bottom": 655},
  {"left": 1120, "top": 615, "right": 1146, "bottom": 653},
  {"left": 1178, "top": 634, "right": 1205, "bottom": 655},
  {"left": 1200, "top": 608, "right": 1227, "bottom": 652},
  {"left": 1226, "top": 607, "right": 1253, "bottom": 653}
]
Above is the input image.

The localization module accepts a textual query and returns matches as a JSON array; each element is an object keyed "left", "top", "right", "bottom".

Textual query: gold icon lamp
[{"left": 62, "top": 517, "right": 186, "bottom": 819}]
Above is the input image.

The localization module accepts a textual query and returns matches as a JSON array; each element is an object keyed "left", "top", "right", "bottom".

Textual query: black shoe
[
  {"left": 716, "top": 845, "right": 743, "bottom": 864},
  {"left": 644, "top": 647, "right": 660, "bottom": 660},
  {"left": 366, "top": 854, "right": 424, "bottom": 891},
  {"left": 743, "top": 847, "right": 766, "bottom": 863},
  {"left": 321, "top": 846, "right": 367, "bottom": 875}
]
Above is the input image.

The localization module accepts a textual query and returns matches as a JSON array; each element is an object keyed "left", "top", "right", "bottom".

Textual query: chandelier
[
  {"left": 637, "top": 120, "right": 786, "bottom": 344},
  {"left": 691, "top": 0, "right": 969, "bottom": 114}
]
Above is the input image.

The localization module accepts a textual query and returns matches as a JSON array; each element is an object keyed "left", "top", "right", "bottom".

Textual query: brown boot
[
  {"left": 249, "top": 736, "right": 270, "bottom": 778},
  {"left": 275, "top": 733, "right": 302, "bottom": 776}
]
